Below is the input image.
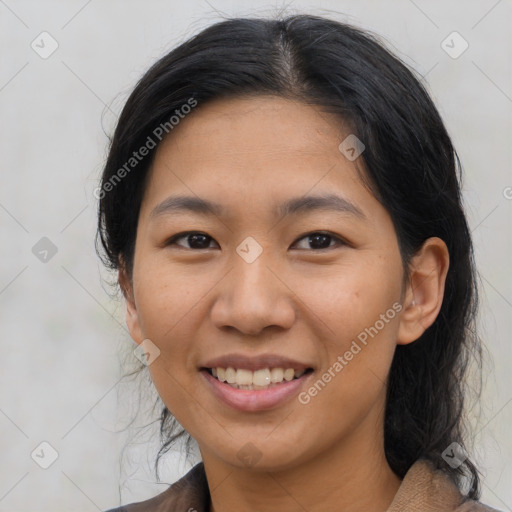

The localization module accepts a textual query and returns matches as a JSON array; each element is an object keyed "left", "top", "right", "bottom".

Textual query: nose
[{"left": 210, "top": 250, "right": 296, "bottom": 336}]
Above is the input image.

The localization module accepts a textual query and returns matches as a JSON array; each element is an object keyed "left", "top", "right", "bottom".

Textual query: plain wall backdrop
[{"left": 0, "top": 0, "right": 511, "bottom": 511}]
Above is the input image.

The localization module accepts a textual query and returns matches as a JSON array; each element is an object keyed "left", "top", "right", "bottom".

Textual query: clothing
[{"left": 104, "top": 458, "right": 501, "bottom": 512}]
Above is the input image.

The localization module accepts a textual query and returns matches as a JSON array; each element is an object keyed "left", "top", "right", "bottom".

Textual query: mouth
[
  {"left": 200, "top": 366, "right": 314, "bottom": 391},
  {"left": 198, "top": 353, "right": 316, "bottom": 411},
  {"left": 200, "top": 365, "right": 315, "bottom": 412}
]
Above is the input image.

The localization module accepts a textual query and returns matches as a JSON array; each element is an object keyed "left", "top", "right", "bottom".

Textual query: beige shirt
[{"left": 105, "top": 458, "right": 501, "bottom": 512}]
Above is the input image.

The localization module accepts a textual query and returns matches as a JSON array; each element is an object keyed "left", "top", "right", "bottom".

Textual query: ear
[
  {"left": 118, "top": 257, "right": 144, "bottom": 345},
  {"left": 397, "top": 237, "right": 450, "bottom": 345}
]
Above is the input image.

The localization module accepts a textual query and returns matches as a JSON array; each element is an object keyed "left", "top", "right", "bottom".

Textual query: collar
[{"left": 120, "top": 458, "right": 496, "bottom": 511}]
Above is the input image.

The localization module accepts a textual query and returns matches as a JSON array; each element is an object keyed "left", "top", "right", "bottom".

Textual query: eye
[
  {"left": 164, "top": 230, "right": 347, "bottom": 251},
  {"left": 165, "top": 231, "right": 218, "bottom": 250},
  {"left": 292, "top": 231, "right": 346, "bottom": 251}
]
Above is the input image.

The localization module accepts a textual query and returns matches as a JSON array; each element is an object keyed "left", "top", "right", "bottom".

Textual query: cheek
[
  {"left": 133, "top": 254, "right": 212, "bottom": 340},
  {"left": 131, "top": 263, "right": 208, "bottom": 405},
  {"left": 290, "top": 258, "right": 403, "bottom": 408},
  {"left": 292, "top": 257, "right": 403, "bottom": 342},
  {"left": 135, "top": 271, "right": 207, "bottom": 422}
]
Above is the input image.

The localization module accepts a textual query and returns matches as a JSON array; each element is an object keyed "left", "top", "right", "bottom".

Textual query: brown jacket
[{"left": 105, "top": 458, "right": 501, "bottom": 512}]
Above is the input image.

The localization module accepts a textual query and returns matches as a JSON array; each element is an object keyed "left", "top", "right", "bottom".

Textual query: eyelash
[{"left": 164, "top": 231, "right": 347, "bottom": 251}]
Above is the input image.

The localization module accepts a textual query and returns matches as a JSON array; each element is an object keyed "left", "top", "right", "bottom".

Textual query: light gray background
[{"left": 1, "top": 1, "right": 511, "bottom": 511}]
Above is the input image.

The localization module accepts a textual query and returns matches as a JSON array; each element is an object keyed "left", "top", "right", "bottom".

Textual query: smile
[
  {"left": 206, "top": 367, "right": 312, "bottom": 390},
  {"left": 200, "top": 367, "right": 314, "bottom": 412}
]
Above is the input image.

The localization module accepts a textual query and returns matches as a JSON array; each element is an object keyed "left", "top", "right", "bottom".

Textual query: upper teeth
[{"left": 212, "top": 367, "right": 306, "bottom": 387}]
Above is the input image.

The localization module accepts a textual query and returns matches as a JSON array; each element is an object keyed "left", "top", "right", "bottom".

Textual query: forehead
[
  {"left": 141, "top": 95, "right": 375, "bottom": 220},
  {"left": 157, "top": 95, "right": 348, "bottom": 157}
]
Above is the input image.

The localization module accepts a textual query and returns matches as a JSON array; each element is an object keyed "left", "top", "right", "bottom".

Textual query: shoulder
[
  {"left": 387, "top": 458, "right": 503, "bottom": 512},
  {"left": 455, "top": 500, "right": 503, "bottom": 512},
  {"left": 104, "top": 462, "right": 209, "bottom": 512}
]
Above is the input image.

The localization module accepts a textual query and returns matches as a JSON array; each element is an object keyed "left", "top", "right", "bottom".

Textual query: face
[{"left": 124, "top": 95, "right": 409, "bottom": 472}]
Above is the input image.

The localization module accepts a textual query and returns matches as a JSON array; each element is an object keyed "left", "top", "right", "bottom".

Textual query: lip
[
  {"left": 200, "top": 353, "right": 313, "bottom": 372},
  {"left": 200, "top": 368, "right": 314, "bottom": 412}
]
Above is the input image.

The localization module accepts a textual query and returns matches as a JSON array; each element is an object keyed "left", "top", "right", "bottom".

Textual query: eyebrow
[{"left": 149, "top": 193, "right": 365, "bottom": 221}]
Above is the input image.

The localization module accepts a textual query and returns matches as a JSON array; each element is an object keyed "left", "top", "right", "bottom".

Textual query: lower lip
[{"left": 200, "top": 370, "right": 313, "bottom": 412}]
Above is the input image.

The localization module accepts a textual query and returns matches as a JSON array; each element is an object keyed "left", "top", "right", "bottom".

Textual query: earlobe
[
  {"left": 118, "top": 259, "right": 144, "bottom": 345},
  {"left": 397, "top": 237, "right": 450, "bottom": 345}
]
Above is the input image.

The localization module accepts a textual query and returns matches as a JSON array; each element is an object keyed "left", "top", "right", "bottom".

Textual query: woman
[{"left": 97, "top": 14, "right": 500, "bottom": 512}]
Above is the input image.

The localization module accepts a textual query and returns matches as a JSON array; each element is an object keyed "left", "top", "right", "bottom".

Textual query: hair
[{"left": 96, "top": 13, "right": 483, "bottom": 499}]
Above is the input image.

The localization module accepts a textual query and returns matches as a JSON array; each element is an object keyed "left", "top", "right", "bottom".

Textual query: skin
[{"left": 120, "top": 95, "right": 449, "bottom": 512}]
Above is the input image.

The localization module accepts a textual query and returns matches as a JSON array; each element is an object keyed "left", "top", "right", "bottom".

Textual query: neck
[{"left": 202, "top": 406, "right": 402, "bottom": 512}]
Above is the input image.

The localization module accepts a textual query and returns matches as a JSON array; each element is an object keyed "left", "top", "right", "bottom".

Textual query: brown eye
[
  {"left": 292, "top": 232, "right": 345, "bottom": 251},
  {"left": 166, "top": 232, "right": 217, "bottom": 250}
]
